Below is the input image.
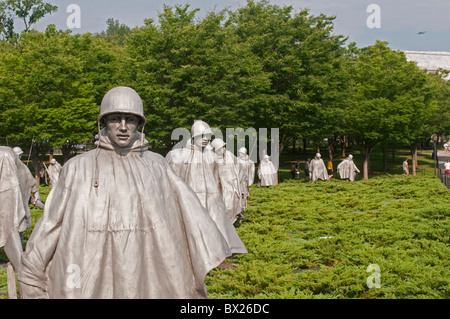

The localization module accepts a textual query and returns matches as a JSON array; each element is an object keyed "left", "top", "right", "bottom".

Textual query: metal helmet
[
  {"left": 98, "top": 87, "right": 146, "bottom": 125},
  {"left": 211, "top": 138, "right": 226, "bottom": 150},
  {"left": 12, "top": 147, "right": 23, "bottom": 156},
  {"left": 191, "top": 120, "right": 213, "bottom": 138},
  {"left": 238, "top": 147, "right": 247, "bottom": 155},
  {"left": 263, "top": 154, "right": 270, "bottom": 161},
  {"left": 348, "top": 154, "right": 353, "bottom": 160},
  {"left": 50, "top": 158, "right": 57, "bottom": 164},
  {"left": 316, "top": 153, "right": 321, "bottom": 158}
]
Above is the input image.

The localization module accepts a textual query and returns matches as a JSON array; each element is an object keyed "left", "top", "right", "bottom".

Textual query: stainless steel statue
[
  {"left": 237, "top": 147, "right": 255, "bottom": 219},
  {"left": 257, "top": 155, "right": 277, "bottom": 187},
  {"left": 166, "top": 120, "right": 247, "bottom": 255},
  {"left": 45, "top": 158, "right": 62, "bottom": 189},
  {"left": 7, "top": 87, "right": 235, "bottom": 299},
  {"left": 12, "top": 147, "right": 45, "bottom": 218},
  {"left": 0, "top": 146, "right": 27, "bottom": 247},
  {"left": 337, "top": 154, "right": 360, "bottom": 181},
  {"left": 309, "top": 153, "right": 328, "bottom": 183},
  {"left": 210, "top": 138, "right": 241, "bottom": 223}
]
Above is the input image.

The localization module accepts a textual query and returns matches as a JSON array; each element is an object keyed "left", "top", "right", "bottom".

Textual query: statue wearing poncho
[
  {"left": 15, "top": 87, "right": 233, "bottom": 299},
  {"left": 211, "top": 138, "right": 242, "bottom": 223},
  {"left": 258, "top": 155, "right": 277, "bottom": 186},
  {"left": 309, "top": 153, "right": 328, "bottom": 183},
  {"left": 13, "top": 147, "right": 45, "bottom": 220},
  {"left": 0, "top": 146, "right": 27, "bottom": 247},
  {"left": 237, "top": 147, "right": 255, "bottom": 212},
  {"left": 165, "top": 121, "right": 247, "bottom": 255},
  {"left": 337, "top": 154, "right": 360, "bottom": 181},
  {"left": 46, "top": 158, "right": 63, "bottom": 189}
]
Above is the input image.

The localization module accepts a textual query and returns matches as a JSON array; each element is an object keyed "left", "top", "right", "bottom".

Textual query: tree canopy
[{"left": 0, "top": 0, "right": 449, "bottom": 180}]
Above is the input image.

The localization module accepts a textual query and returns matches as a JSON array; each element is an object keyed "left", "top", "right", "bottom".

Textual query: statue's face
[
  {"left": 104, "top": 113, "right": 139, "bottom": 148},
  {"left": 193, "top": 134, "right": 211, "bottom": 149},
  {"left": 215, "top": 146, "right": 226, "bottom": 156}
]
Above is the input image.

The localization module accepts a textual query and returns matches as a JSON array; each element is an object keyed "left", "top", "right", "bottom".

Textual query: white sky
[{"left": 30, "top": 0, "right": 450, "bottom": 52}]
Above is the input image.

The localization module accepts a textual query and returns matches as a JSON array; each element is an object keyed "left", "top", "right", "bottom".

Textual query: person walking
[
  {"left": 290, "top": 163, "right": 296, "bottom": 179},
  {"left": 304, "top": 158, "right": 310, "bottom": 180},
  {"left": 445, "top": 160, "right": 450, "bottom": 175},
  {"left": 327, "top": 159, "right": 334, "bottom": 180}
]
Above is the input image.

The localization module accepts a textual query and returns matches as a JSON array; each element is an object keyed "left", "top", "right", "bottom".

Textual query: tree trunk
[
  {"left": 31, "top": 146, "right": 40, "bottom": 186},
  {"left": 292, "top": 139, "right": 296, "bottom": 154},
  {"left": 49, "top": 148, "right": 54, "bottom": 161},
  {"left": 392, "top": 148, "right": 395, "bottom": 162},
  {"left": 382, "top": 146, "right": 387, "bottom": 171},
  {"left": 410, "top": 145, "right": 418, "bottom": 176},
  {"left": 361, "top": 147, "right": 373, "bottom": 180},
  {"left": 278, "top": 133, "right": 288, "bottom": 155},
  {"left": 62, "top": 145, "right": 72, "bottom": 164},
  {"left": 303, "top": 139, "right": 307, "bottom": 154},
  {"left": 341, "top": 134, "right": 347, "bottom": 158}
]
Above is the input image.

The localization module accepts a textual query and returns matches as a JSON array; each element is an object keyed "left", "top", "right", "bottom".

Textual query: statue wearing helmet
[
  {"left": 237, "top": 147, "right": 255, "bottom": 218},
  {"left": 257, "top": 154, "right": 277, "bottom": 187},
  {"left": 166, "top": 120, "right": 247, "bottom": 255},
  {"left": 210, "top": 138, "right": 241, "bottom": 223},
  {"left": 309, "top": 152, "right": 328, "bottom": 183},
  {"left": 0, "top": 146, "right": 27, "bottom": 248},
  {"left": 337, "top": 154, "right": 360, "bottom": 181},
  {"left": 45, "top": 158, "right": 63, "bottom": 189},
  {"left": 12, "top": 147, "right": 45, "bottom": 217},
  {"left": 11, "top": 87, "right": 237, "bottom": 299}
]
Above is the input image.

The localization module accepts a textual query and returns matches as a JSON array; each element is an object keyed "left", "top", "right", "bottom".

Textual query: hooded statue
[
  {"left": 12, "top": 147, "right": 45, "bottom": 224},
  {"left": 337, "top": 154, "right": 360, "bottom": 181},
  {"left": 165, "top": 121, "right": 247, "bottom": 255},
  {"left": 0, "top": 146, "right": 27, "bottom": 247},
  {"left": 258, "top": 155, "right": 277, "bottom": 187},
  {"left": 309, "top": 153, "right": 328, "bottom": 183},
  {"left": 9, "top": 87, "right": 234, "bottom": 299},
  {"left": 237, "top": 147, "right": 255, "bottom": 212},
  {"left": 46, "top": 158, "right": 63, "bottom": 189},
  {"left": 210, "top": 138, "right": 241, "bottom": 223}
]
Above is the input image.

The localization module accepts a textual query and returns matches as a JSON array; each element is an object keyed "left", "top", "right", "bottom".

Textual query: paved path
[
  {"left": 436, "top": 150, "right": 450, "bottom": 188},
  {"left": 437, "top": 150, "right": 450, "bottom": 169}
]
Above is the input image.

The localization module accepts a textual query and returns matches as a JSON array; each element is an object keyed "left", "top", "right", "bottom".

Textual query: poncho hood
[
  {"left": 18, "top": 142, "right": 232, "bottom": 298},
  {"left": 95, "top": 128, "right": 148, "bottom": 153}
]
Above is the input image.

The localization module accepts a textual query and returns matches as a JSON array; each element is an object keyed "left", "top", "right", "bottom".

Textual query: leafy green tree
[
  {"left": 126, "top": 4, "right": 270, "bottom": 149},
  {"left": 0, "top": 26, "right": 97, "bottom": 182},
  {"left": 226, "top": 0, "right": 347, "bottom": 154},
  {"left": 70, "top": 32, "right": 125, "bottom": 105},
  {"left": 345, "top": 41, "right": 435, "bottom": 179},
  {"left": 97, "top": 18, "right": 132, "bottom": 46},
  {"left": 426, "top": 71, "right": 450, "bottom": 138},
  {"left": 0, "top": 0, "right": 57, "bottom": 42}
]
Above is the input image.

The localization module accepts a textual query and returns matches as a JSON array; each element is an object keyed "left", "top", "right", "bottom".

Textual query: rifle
[{"left": 26, "top": 136, "right": 34, "bottom": 169}]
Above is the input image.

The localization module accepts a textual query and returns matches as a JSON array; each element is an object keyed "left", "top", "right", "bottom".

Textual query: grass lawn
[
  {"left": 1, "top": 148, "right": 448, "bottom": 299},
  {"left": 206, "top": 175, "right": 449, "bottom": 298}
]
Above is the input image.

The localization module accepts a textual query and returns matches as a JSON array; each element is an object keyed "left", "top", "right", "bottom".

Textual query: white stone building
[{"left": 403, "top": 51, "right": 450, "bottom": 80}]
